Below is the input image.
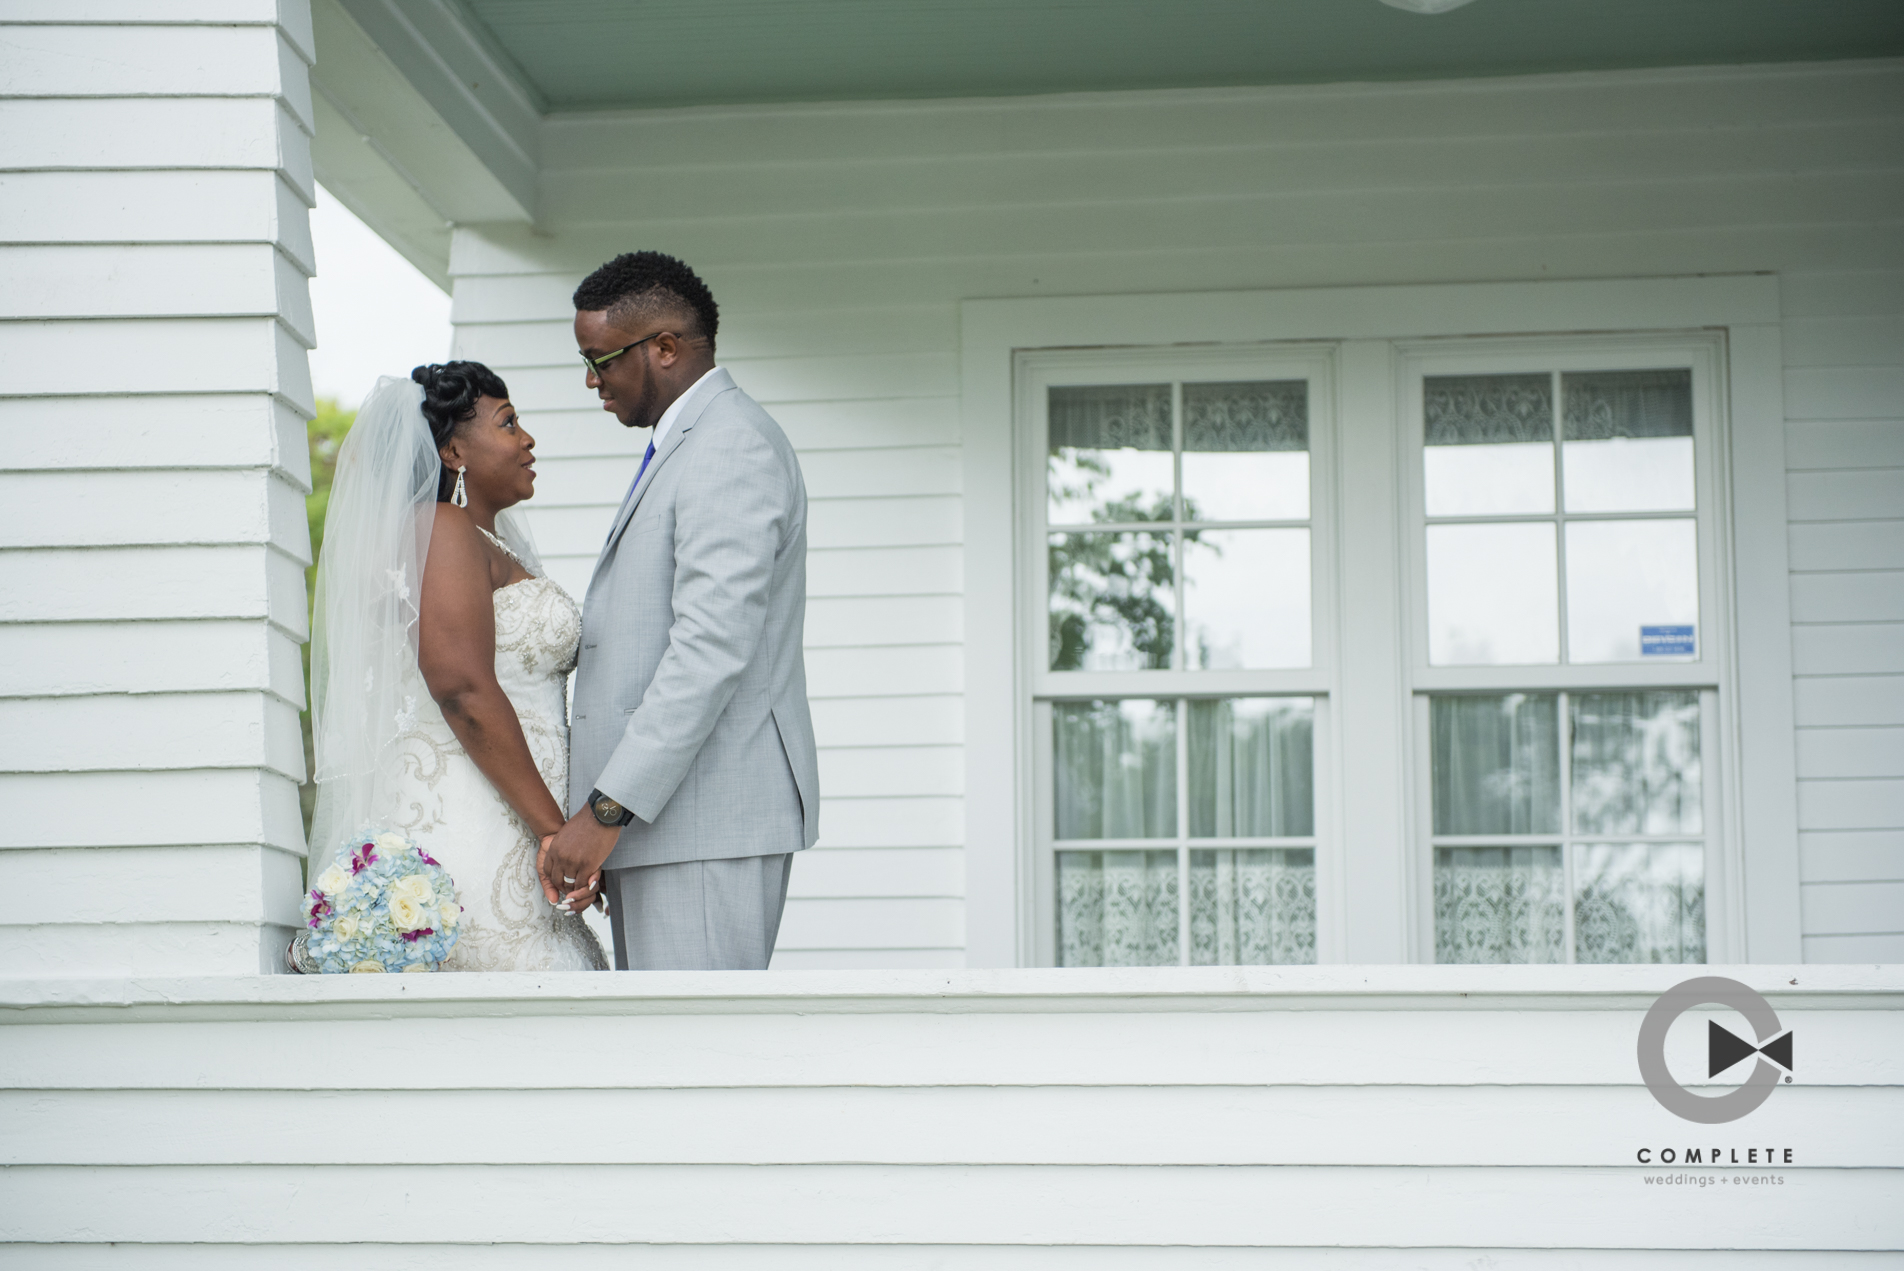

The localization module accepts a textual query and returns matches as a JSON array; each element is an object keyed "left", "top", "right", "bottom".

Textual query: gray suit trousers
[{"left": 604, "top": 852, "right": 792, "bottom": 970}]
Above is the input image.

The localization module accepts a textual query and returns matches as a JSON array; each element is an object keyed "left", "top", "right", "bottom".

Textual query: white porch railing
[{"left": 3, "top": 966, "right": 1899, "bottom": 1264}]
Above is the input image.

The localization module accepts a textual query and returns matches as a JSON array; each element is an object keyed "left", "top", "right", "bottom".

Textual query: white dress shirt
[{"left": 650, "top": 364, "right": 724, "bottom": 454}]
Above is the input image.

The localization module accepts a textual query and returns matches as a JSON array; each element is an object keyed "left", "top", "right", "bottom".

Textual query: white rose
[
  {"left": 375, "top": 832, "right": 411, "bottom": 854},
  {"left": 439, "top": 902, "right": 460, "bottom": 929},
  {"left": 402, "top": 962, "right": 434, "bottom": 973},
  {"left": 349, "top": 960, "right": 385, "bottom": 973},
  {"left": 392, "top": 874, "right": 434, "bottom": 905},
  {"left": 316, "top": 865, "right": 350, "bottom": 896},
  {"left": 388, "top": 893, "right": 429, "bottom": 931},
  {"left": 332, "top": 914, "right": 360, "bottom": 940}
]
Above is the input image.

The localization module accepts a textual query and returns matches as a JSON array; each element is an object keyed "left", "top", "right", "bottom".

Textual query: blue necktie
[
  {"left": 606, "top": 440, "right": 656, "bottom": 546},
  {"left": 631, "top": 438, "right": 656, "bottom": 495}
]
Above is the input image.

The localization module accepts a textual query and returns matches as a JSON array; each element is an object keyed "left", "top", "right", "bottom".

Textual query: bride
[{"left": 308, "top": 364, "right": 607, "bottom": 971}]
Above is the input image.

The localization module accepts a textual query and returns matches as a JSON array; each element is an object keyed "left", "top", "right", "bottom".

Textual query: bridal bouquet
[{"left": 297, "top": 831, "right": 461, "bottom": 973}]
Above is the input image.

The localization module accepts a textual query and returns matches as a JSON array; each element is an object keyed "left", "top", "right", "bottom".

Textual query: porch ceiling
[{"left": 460, "top": 0, "right": 1903, "bottom": 113}]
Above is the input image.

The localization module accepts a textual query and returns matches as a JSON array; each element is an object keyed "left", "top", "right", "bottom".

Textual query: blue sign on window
[{"left": 1641, "top": 625, "right": 1697, "bottom": 656}]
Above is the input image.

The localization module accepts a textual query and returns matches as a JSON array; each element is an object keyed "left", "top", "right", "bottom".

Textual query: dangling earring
[{"left": 451, "top": 466, "right": 468, "bottom": 508}]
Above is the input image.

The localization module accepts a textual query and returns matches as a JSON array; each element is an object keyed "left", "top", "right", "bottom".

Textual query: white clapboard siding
[
  {"left": 0, "top": 967, "right": 1899, "bottom": 1261},
  {"left": 0, "top": 8, "right": 317, "bottom": 976},
  {"left": 446, "top": 60, "right": 1904, "bottom": 967},
  {"left": 1784, "top": 266, "right": 1904, "bottom": 958}
]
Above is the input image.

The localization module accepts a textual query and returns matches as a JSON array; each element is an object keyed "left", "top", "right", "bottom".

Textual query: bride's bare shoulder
[
  {"left": 430, "top": 502, "right": 472, "bottom": 533},
  {"left": 424, "top": 504, "right": 484, "bottom": 571}
]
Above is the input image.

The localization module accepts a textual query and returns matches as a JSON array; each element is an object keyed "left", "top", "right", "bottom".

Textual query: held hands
[{"left": 537, "top": 809, "right": 621, "bottom": 912}]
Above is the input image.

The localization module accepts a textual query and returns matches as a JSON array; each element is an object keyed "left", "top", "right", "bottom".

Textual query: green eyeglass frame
[{"left": 580, "top": 330, "right": 670, "bottom": 376}]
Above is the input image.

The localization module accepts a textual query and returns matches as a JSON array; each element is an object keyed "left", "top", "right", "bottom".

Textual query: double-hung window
[
  {"left": 1404, "top": 337, "right": 1728, "bottom": 964},
  {"left": 1021, "top": 349, "right": 1335, "bottom": 967},
  {"left": 998, "top": 303, "right": 1750, "bottom": 969}
]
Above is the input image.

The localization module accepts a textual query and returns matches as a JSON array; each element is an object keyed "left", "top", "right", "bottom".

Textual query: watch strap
[{"left": 588, "top": 788, "right": 636, "bottom": 827}]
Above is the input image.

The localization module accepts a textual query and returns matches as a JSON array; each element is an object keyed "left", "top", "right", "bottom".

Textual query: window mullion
[
  {"left": 1177, "top": 695, "right": 1191, "bottom": 966},
  {"left": 1559, "top": 689, "right": 1576, "bottom": 965},
  {"left": 1552, "top": 369, "right": 1572, "bottom": 668},
  {"left": 1172, "top": 380, "right": 1185, "bottom": 672}
]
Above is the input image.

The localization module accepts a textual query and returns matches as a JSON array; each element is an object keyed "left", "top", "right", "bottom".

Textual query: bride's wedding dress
[{"left": 388, "top": 571, "right": 608, "bottom": 972}]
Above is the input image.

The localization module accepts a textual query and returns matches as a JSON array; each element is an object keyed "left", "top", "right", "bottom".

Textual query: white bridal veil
[{"left": 307, "top": 375, "right": 544, "bottom": 875}]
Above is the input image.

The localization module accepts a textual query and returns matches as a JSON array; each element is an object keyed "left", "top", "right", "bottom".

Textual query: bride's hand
[{"left": 540, "top": 833, "right": 601, "bottom": 913}]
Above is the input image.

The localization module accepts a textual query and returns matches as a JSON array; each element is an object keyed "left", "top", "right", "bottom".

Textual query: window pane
[
  {"left": 1424, "top": 373, "right": 1554, "bottom": 516},
  {"left": 1188, "top": 698, "right": 1314, "bottom": 837},
  {"left": 1564, "top": 519, "right": 1698, "bottom": 663},
  {"left": 1563, "top": 370, "right": 1695, "bottom": 515},
  {"left": 1564, "top": 437, "right": 1695, "bottom": 514},
  {"left": 1047, "top": 384, "right": 1173, "bottom": 526},
  {"left": 1049, "top": 530, "right": 1176, "bottom": 670},
  {"left": 1572, "top": 691, "right": 1703, "bottom": 836},
  {"left": 1181, "top": 380, "right": 1309, "bottom": 522},
  {"left": 1426, "top": 522, "right": 1559, "bottom": 665},
  {"left": 1053, "top": 700, "right": 1176, "bottom": 840},
  {"left": 1424, "top": 442, "right": 1555, "bottom": 517},
  {"left": 1563, "top": 369, "right": 1692, "bottom": 440},
  {"left": 1574, "top": 843, "right": 1705, "bottom": 965},
  {"left": 1431, "top": 694, "right": 1560, "bottom": 836},
  {"left": 1433, "top": 845, "right": 1565, "bottom": 964},
  {"left": 1182, "top": 528, "right": 1310, "bottom": 669},
  {"left": 1189, "top": 848, "right": 1316, "bottom": 965},
  {"left": 1057, "top": 849, "right": 1179, "bottom": 966}
]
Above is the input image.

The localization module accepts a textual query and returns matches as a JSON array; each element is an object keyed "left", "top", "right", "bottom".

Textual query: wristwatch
[{"left": 588, "top": 788, "right": 636, "bottom": 827}]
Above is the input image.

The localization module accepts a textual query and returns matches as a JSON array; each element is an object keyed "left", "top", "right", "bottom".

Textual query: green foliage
[
  {"left": 299, "top": 398, "right": 356, "bottom": 837},
  {"left": 1046, "top": 452, "right": 1208, "bottom": 671}
]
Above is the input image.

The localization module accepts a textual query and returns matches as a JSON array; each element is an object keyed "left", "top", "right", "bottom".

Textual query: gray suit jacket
[{"left": 569, "top": 369, "right": 820, "bottom": 869}]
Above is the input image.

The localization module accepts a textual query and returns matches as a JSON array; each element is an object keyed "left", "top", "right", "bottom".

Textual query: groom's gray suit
[{"left": 569, "top": 367, "right": 819, "bottom": 969}]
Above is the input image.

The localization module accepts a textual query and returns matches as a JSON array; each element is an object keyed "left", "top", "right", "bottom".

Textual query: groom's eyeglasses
[{"left": 580, "top": 331, "right": 671, "bottom": 376}]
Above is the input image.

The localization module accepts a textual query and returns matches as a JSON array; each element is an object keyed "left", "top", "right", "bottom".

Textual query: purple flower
[
  {"left": 399, "top": 928, "right": 434, "bottom": 942},
  {"left": 350, "top": 843, "right": 377, "bottom": 873},
  {"left": 417, "top": 849, "right": 440, "bottom": 867}
]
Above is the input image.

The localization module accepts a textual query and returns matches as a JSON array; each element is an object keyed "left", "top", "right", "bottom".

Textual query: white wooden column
[{"left": 0, "top": 1, "right": 317, "bottom": 975}]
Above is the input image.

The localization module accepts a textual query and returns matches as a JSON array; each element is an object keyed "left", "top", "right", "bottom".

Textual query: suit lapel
[{"left": 589, "top": 368, "right": 737, "bottom": 590}]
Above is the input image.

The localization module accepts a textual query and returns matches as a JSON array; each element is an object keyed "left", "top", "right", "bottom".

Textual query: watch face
[{"left": 593, "top": 796, "right": 626, "bottom": 825}]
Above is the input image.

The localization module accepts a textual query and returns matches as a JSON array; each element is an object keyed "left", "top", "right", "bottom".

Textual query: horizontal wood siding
[
  {"left": 449, "top": 59, "right": 1904, "bottom": 967},
  {"left": 0, "top": 3, "right": 317, "bottom": 974},
  {"left": 0, "top": 967, "right": 1898, "bottom": 1261},
  {"left": 1785, "top": 269, "right": 1904, "bottom": 961}
]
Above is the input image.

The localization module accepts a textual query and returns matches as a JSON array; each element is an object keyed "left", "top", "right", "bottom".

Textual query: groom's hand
[{"left": 541, "top": 809, "right": 623, "bottom": 907}]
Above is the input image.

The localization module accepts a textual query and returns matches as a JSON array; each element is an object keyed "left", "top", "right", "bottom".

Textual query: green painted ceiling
[{"left": 457, "top": 0, "right": 1904, "bottom": 113}]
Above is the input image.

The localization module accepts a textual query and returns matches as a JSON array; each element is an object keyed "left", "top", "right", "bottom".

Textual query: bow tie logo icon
[
  {"left": 1709, "top": 1020, "right": 1793, "bottom": 1078},
  {"left": 1638, "top": 976, "right": 1793, "bottom": 1124}
]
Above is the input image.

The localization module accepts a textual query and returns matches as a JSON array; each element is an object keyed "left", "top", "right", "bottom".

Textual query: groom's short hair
[{"left": 573, "top": 251, "right": 719, "bottom": 351}]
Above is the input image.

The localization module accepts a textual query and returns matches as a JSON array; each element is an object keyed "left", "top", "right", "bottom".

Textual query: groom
[{"left": 541, "top": 251, "right": 819, "bottom": 970}]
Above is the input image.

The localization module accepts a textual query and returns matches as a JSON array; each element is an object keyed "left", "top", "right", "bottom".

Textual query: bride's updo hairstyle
[{"left": 411, "top": 360, "right": 510, "bottom": 502}]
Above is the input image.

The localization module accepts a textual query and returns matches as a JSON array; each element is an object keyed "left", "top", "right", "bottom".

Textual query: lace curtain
[
  {"left": 1424, "top": 373, "right": 1553, "bottom": 445},
  {"left": 1048, "top": 384, "right": 1171, "bottom": 452},
  {"left": 1433, "top": 845, "right": 1566, "bottom": 964},
  {"left": 1430, "top": 691, "right": 1706, "bottom": 964},
  {"left": 1058, "top": 848, "right": 1317, "bottom": 966},
  {"left": 1562, "top": 369, "right": 1692, "bottom": 440},
  {"left": 1182, "top": 381, "right": 1307, "bottom": 452},
  {"left": 1575, "top": 842, "right": 1705, "bottom": 963},
  {"left": 1189, "top": 848, "right": 1316, "bottom": 965},
  {"left": 1057, "top": 850, "right": 1179, "bottom": 966}
]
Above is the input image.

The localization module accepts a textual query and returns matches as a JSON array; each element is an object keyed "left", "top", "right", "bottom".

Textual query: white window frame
[
  {"left": 1017, "top": 346, "right": 1339, "bottom": 968},
  {"left": 960, "top": 276, "right": 1798, "bottom": 968},
  {"left": 1397, "top": 334, "right": 1738, "bottom": 962}
]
